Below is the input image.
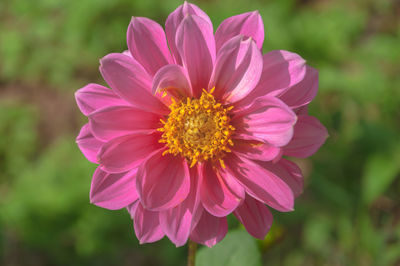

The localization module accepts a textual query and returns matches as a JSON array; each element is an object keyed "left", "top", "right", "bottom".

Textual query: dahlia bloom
[{"left": 75, "top": 2, "right": 327, "bottom": 247}]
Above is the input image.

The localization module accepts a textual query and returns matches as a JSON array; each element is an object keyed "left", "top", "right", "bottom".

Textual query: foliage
[
  {"left": 196, "top": 229, "right": 261, "bottom": 266},
  {"left": 1, "top": 0, "right": 399, "bottom": 265}
]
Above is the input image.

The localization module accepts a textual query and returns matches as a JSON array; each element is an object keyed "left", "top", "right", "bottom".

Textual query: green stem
[{"left": 187, "top": 240, "right": 197, "bottom": 266}]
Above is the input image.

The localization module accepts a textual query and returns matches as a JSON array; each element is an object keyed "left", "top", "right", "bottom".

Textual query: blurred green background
[{"left": 1, "top": 0, "right": 399, "bottom": 265}]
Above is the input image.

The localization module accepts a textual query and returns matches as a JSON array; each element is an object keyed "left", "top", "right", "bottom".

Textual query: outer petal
[
  {"left": 200, "top": 162, "right": 243, "bottom": 217},
  {"left": 75, "top": 83, "right": 126, "bottom": 116},
  {"left": 127, "top": 17, "right": 173, "bottom": 76},
  {"left": 99, "top": 53, "right": 169, "bottom": 114},
  {"left": 235, "top": 50, "right": 306, "bottom": 109},
  {"left": 279, "top": 66, "right": 318, "bottom": 109},
  {"left": 215, "top": 11, "right": 264, "bottom": 51},
  {"left": 159, "top": 166, "right": 203, "bottom": 247},
  {"left": 89, "top": 105, "right": 161, "bottom": 141},
  {"left": 258, "top": 159, "right": 303, "bottom": 198},
  {"left": 232, "top": 96, "right": 297, "bottom": 147},
  {"left": 176, "top": 14, "right": 215, "bottom": 97},
  {"left": 283, "top": 115, "right": 328, "bottom": 158},
  {"left": 98, "top": 132, "right": 163, "bottom": 173},
  {"left": 190, "top": 211, "right": 228, "bottom": 247},
  {"left": 165, "top": 2, "right": 212, "bottom": 64},
  {"left": 234, "top": 195, "right": 273, "bottom": 239},
  {"left": 76, "top": 123, "right": 104, "bottom": 163},
  {"left": 126, "top": 200, "right": 139, "bottom": 217},
  {"left": 224, "top": 153, "right": 294, "bottom": 211},
  {"left": 134, "top": 203, "right": 165, "bottom": 244},
  {"left": 152, "top": 64, "right": 192, "bottom": 99},
  {"left": 137, "top": 150, "right": 190, "bottom": 211},
  {"left": 90, "top": 167, "right": 138, "bottom": 210},
  {"left": 210, "top": 36, "right": 263, "bottom": 104},
  {"left": 295, "top": 105, "right": 308, "bottom": 115},
  {"left": 233, "top": 139, "right": 281, "bottom": 161},
  {"left": 189, "top": 167, "right": 205, "bottom": 231},
  {"left": 122, "top": 50, "right": 132, "bottom": 57}
]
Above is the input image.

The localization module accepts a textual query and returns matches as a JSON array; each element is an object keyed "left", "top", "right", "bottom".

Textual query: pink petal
[
  {"left": 260, "top": 50, "right": 306, "bottom": 97},
  {"left": 122, "top": 50, "right": 132, "bottom": 57},
  {"left": 295, "top": 105, "right": 308, "bottom": 115},
  {"left": 235, "top": 50, "right": 306, "bottom": 109},
  {"left": 176, "top": 14, "right": 215, "bottom": 98},
  {"left": 272, "top": 149, "right": 284, "bottom": 164},
  {"left": 200, "top": 162, "right": 243, "bottom": 217},
  {"left": 76, "top": 124, "right": 104, "bottom": 163},
  {"left": 165, "top": 2, "right": 212, "bottom": 65},
  {"left": 187, "top": 166, "right": 204, "bottom": 232},
  {"left": 159, "top": 166, "right": 203, "bottom": 247},
  {"left": 99, "top": 53, "right": 169, "bottom": 114},
  {"left": 190, "top": 211, "right": 228, "bottom": 247},
  {"left": 134, "top": 203, "right": 165, "bottom": 244},
  {"left": 159, "top": 204, "right": 192, "bottom": 247},
  {"left": 224, "top": 153, "right": 294, "bottom": 211},
  {"left": 126, "top": 200, "right": 139, "bottom": 218},
  {"left": 210, "top": 36, "right": 263, "bottom": 104},
  {"left": 215, "top": 11, "right": 264, "bottom": 51},
  {"left": 127, "top": 17, "right": 173, "bottom": 76},
  {"left": 75, "top": 83, "right": 126, "bottom": 116},
  {"left": 90, "top": 167, "right": 138, "bottom": 210},
  {"left": 136, "top": 150, "right": 190, "bottom": 211},
  {"left": 234, "top": 194, "right": 273, "bottom": 239},
  {"left": 283, "top": 115, "right": 328, "bottom": 158},
  {"left": 89, "top": 105, "right": 161, "bottom": 141},
  {"left": 152, "top": 64, "right": 192, "bottom": 99},
  {"left": 98, "top": 132, "right": 163, "bottom": 173},
  {"left": 232, "top": 96, "right": 297, "bottom": 147},
  {"left": 233, "top": 139, "right": 281, "bottom": 161},
  {"left": 258, "top": 159, "right": 303, "bottom": 198},
  {"left": 279, "top": 66, "right": 318, "bottom": 109}
]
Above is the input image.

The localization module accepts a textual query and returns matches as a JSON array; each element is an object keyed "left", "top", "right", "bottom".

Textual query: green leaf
[
  {"left": 196, "top": 229, "right": 262, "bottom": 266},
  {"left": 362, "top": 148, "right": 400, "bottom": 204}
]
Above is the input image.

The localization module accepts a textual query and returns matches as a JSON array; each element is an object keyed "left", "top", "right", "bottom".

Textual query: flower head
[{"left": 75, "top": 2, "right": 328, "bottom": 247}]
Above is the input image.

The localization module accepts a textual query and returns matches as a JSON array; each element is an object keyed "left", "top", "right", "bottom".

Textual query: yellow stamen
[
  {"left": 219, "top": 159, "right": 226, "bottom": 169},
  {"left": 157, "top": 90, "right": 235, "bottom": 166}
]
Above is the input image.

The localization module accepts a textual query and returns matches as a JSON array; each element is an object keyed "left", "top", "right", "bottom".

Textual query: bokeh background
[{"left": 1, "top": 0, "right": 400, "bottom": 265}]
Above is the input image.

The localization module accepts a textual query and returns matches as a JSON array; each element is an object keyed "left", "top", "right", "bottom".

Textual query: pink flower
[{"left": 75, "top": 2, "right": 328, "bottom": 247}]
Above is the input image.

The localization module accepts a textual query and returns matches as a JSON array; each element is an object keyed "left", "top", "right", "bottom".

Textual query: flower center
[{"left": 158, "top": 89, "right": 235, "bottom": 168}]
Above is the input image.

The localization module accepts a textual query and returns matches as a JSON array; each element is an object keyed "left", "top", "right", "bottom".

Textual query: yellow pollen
[{"left": 158, "top": 89, "right": 235, "bottom": 167}]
